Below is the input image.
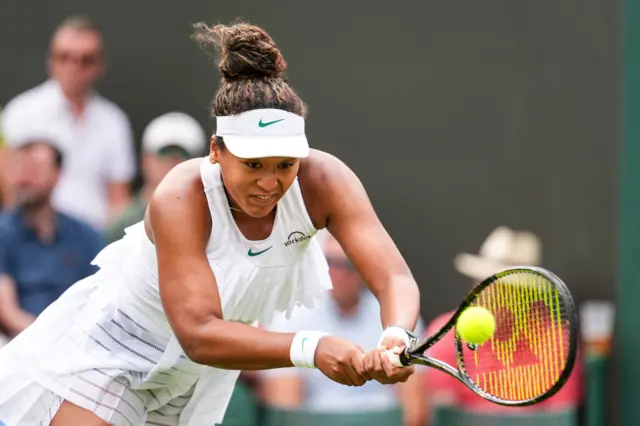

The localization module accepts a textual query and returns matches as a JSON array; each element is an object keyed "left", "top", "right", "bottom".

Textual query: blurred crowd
[{"left": 0, "top": 15, "right": 594, "bottom": 426}]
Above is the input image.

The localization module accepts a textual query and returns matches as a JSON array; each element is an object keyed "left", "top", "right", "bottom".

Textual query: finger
[
  {"left": 395, "top": 365, "right": 415, "bottom": 383},
  {"left": 381, "top": 351, "right": 401, "bottom": 377},
  {"left": 373, "top": 350, "right": 394, "bottom": 384},
  {"left": 349, "top": 356, "right": 368, "bottom": 386},
  {"left": 344, "top": 362, "right": 366, "bottom": 386},
  {"left": 360, "top": 353, "right": 374, "bottom": 382},
  {"left": 384, "top": 348, "right": 405, "bottom": 368},
  {"left": 381, "top": 354, "right": 415, "bottom": 383},
  {"left": 330, "top": 374, "right": 350, "bottom": 386},
  {"left": 364, "top": 350, "right": 386, "bottom": 383}
]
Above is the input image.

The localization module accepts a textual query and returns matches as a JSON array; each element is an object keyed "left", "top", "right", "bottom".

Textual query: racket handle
[{"left": 384, "top": 349, "right": 407, "bottom": 368}]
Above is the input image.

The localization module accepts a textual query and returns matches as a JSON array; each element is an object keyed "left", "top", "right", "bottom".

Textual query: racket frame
[{"left": 399, "top": 266, "right": 578, "bottom": 406}]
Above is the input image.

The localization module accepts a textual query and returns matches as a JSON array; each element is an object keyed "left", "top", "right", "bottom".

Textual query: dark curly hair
[{"left": 192, "top": 21, "right": 307, "bottom": 150}]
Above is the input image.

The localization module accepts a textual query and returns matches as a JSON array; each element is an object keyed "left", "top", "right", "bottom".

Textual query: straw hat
[{"left": 454, "top": 226, "right": 542, "bottom": 280}]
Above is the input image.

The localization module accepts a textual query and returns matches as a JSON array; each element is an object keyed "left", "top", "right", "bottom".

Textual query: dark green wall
[{"left": 0, "top": 0, "right": 618, "bottom": 319}]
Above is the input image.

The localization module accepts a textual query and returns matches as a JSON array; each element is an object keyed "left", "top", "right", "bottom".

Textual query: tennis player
[{"left": 0, "top": 22, "right": 421, "bottom": 425}]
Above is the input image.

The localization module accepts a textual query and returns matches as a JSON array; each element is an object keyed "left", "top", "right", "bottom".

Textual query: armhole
[
  {"left": 296, "top": 171, "right": 327, "bottom": 232},
  {"left": 290, "top": 178, "right": 320, "bottom": 235}
]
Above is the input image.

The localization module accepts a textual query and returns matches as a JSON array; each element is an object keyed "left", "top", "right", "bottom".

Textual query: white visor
[{"left": 215, "top": 109, "right": 309, "bottom": 159}]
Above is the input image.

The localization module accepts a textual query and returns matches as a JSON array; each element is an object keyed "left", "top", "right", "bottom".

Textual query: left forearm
[{"left": 376, "top": 274, "right": 421, "bottom": 332}]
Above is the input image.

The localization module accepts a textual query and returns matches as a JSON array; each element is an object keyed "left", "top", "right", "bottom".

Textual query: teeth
[{"left": 256, "top": 195, "right": 272, "bottom": 200}]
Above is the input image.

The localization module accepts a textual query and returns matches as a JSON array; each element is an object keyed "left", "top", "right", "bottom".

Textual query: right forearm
[{"left": 183, "top": 319, "right": 298, "bottom": 370}]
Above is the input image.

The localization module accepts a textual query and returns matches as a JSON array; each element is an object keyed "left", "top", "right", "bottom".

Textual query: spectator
[
  {"left": 0, "top": 138, "right": 104, "bottom": 339},
  {"left": 0, "top": 108, "right": 9, "bottom": 209},
  {"left": 0, "top": 15, "right": 136, "bottom": 230},
  {"left": 260, "top": 232, "right": 428, "bottom": 426},
  {"left": 423, "top": 226, "right": 583, "bottom": 416},
  {"left": 106, "top": 112, "right": 206, "bottom": 243}
]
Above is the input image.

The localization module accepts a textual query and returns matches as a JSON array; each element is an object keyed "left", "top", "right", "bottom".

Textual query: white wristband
[
  {"left": 290, "top": 331, "right": 328, "bottom": 368},
  {"left": 377, "top": 326, "right": 413, "bottom": 349}
]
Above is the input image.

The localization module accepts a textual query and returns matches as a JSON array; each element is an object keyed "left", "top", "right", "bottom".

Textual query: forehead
[
  {"left": 52, "top": 28, "right": 102, "bottom": 52},
  {"left": 15, "top": 143, "right": 56, "bottom": 163}
]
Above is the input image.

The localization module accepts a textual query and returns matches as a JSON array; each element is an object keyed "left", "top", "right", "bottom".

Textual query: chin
[{"left": 244, "top": 206, "right": 275, "bottom": 218}]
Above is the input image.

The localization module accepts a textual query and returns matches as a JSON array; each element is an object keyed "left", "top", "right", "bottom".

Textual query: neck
[
  {"left": 22, "top": 202, "right": 57, "bottom": 243},
  {"left": 67, "top": 94, "right": 86, "bottom": 118},
  {"left": 61, "top": 86, "right": 89, "bottom": 118}
]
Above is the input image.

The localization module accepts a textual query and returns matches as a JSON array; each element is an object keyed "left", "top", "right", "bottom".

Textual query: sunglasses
[{"left": 52, "top": 51, "right": 100, "bottom": 68}]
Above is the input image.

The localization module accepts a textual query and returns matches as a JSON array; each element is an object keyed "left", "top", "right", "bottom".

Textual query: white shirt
[
  {"left": 265, "top": 291, "right": 425, "bottom": 412},
  {"left": 1, "top": 80, "right": 136, "bottom": 229}
]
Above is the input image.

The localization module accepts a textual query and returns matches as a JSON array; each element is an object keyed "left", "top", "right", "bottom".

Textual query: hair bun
[{"left": 193, "top": 21, "right": 287, "bottom": 81}]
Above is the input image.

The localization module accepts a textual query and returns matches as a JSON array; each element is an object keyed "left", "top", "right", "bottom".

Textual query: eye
[
  {"left": 244, "top": 162, "right": 261, "bottom": 169},
  {"left": 278, "top": 161, "right": 295, "bottom": 169}
]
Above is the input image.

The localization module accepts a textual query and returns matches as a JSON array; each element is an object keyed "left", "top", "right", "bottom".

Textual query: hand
[
  {"left": 314, "top": 335, "right": 371, "bottom": 386},
  {"left": 363, "top": 335, "right": 415, "bottom": 385}
]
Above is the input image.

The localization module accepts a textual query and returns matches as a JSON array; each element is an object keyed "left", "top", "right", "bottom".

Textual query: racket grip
[{"left": 384, "top": 349, "right": 407, "bottom": 367}]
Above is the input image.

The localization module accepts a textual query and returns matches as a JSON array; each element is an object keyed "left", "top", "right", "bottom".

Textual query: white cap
[
  {"left": 142, "top": 112, "right": 207, "bottom": 157},
  {"left": 216, "top": 109, "right": 309, "bottom": 159}
]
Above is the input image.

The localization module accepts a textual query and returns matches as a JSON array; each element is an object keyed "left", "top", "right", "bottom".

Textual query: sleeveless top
[{"left": 0, "top": 157, "right": 332, "bottom": 425}]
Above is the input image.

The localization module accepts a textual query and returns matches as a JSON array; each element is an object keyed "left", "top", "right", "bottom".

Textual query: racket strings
[{"left": 461, "top": 270, "right": 570, "bottom": 402}]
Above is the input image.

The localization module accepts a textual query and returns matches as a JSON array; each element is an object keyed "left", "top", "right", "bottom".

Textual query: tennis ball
[{"left": 456, "top": 306, "right": 496, "bottom": 345}]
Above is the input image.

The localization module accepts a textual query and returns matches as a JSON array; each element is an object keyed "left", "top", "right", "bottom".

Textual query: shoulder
[
  {"left": 151, "top": 159, "right": 205, "bottom": 203},
  {"left": 298, "top": 149, "right": 355, "bottom": 184},
  {"left": 2, "top": 82, "right": 50, "bottom": 119},
  {"left": 297, "top": 149, "right": 365, "bottom": 228},
  {"left": 147, "top": 158, "right": 210, "bottom": 239}
]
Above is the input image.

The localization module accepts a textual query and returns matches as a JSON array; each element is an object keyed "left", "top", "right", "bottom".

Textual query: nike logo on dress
[{"left": 248, "top": 246, "right": 273, "bottom": 257}]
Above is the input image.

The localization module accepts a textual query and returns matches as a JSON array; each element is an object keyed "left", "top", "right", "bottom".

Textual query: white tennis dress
[{"left": 0, "top": 158, "right": 332, "bottom": 426}]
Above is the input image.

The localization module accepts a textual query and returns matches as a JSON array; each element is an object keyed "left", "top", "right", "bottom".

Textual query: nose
[{"left": 256, "top": 174, "right": 278, "bottom": 193}]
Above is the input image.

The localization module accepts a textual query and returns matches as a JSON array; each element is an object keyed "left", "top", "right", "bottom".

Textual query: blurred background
[{"left": 0, "top": 0, "right": 634, "bottom": 425}]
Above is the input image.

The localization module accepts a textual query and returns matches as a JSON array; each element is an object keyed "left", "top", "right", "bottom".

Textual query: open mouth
[{"left": 251, "top": 194, "right": 277, "bottom": 203}]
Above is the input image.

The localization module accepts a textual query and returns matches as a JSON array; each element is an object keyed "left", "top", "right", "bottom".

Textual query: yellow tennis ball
[{"left": 456, "top": 306, "right": 496, "bottom": 345}]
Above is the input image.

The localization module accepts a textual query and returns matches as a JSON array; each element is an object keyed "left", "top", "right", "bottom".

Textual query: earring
[{"left": 209, "top": 155, "right": 217, "bottom": 164}]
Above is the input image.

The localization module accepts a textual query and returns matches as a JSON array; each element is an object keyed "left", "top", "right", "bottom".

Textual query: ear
[{"left": 209, "top": 136, "right": 220, "bottom": 164}]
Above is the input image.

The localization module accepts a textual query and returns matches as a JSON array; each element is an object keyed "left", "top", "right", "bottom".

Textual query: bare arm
[
  {"left": 148, "top": 162, "right": 296, "bottom": 370},
  {"left": 301, "top": 152, "right": 421, "bottom": 332},
  {"left": 397, "top": 373, "right": 429, "bottom": 426},
  {"left": 0, "top": 275, "right": 36, "bottom": 336}
]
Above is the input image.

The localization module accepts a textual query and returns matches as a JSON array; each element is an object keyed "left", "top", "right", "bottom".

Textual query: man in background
[
  {"left": 0, "top": 108, "right": 8, "bottom": 210},
  {"left": 0, "top": 136, "right": 104, "bottom": 339},
  {"left": 1, "top": 15, "right": 135, "bottom": 230},
  {"left": 260, "top": 232, "right": 428, "bottom": 426},
  {"left": 423, "top": 226, "right": 583, "bottom": 417},
  {"left": 106, "top": 112, "right": 207, "bottom": 243}
]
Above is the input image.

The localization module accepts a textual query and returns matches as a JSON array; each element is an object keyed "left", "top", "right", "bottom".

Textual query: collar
[{"left": 44, "top": 79, "right": 98, "bottom": 112}]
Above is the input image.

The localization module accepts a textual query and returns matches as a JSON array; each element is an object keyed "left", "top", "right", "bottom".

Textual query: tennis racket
[{"left": 387, "top": 266, "right": 578, "bottom": 406}]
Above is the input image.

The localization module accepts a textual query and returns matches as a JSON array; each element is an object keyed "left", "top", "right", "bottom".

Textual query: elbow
[
  {"left": 175, "top": 318, "right": 224, "bottom": 366},
  {"left": 180, "top": 335, "right": 205, "bottom": 365}
]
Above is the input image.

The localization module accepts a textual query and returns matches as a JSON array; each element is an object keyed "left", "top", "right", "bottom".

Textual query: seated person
[{"left": 0, "top": 137, "right": 104, "bottom": 338}]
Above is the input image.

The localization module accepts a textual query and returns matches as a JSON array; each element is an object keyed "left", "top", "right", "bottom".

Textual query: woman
[{"left": 0, "top": 22, "right": 421, "bottom": 425}]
